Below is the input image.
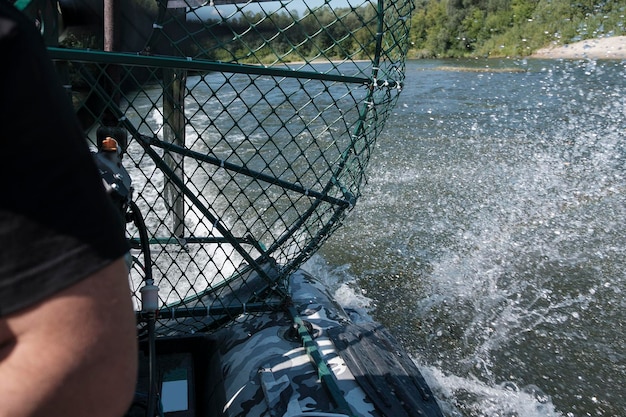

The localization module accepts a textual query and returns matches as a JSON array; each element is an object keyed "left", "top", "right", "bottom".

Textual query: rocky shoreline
[{"left": 531, "top": 36, "right": 626, "bottom": 59}]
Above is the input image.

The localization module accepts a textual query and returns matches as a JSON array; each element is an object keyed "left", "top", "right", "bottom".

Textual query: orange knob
[{"left": 101, "top": 137, "right": 118, "bottom": 152}]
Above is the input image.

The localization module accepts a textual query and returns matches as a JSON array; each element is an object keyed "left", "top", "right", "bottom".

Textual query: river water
[{"left": 308, "top": 58, "right": 626, "bottom": 417}]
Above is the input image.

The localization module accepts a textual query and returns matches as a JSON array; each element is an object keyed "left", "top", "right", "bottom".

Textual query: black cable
[{"left": 128, "top": 201, "right": 158, "bottom": 417}]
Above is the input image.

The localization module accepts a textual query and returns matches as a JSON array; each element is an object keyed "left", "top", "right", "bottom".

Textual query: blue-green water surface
[{"left": 313, "top": 58, "right": 626, "bottom": 417}]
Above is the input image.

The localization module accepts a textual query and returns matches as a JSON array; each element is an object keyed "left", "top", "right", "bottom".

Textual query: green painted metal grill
[{"left": 22, "top": 0, "right": 413, "bottom": 334}]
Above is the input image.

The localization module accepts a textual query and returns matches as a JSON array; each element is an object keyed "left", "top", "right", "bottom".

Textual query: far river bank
[{"left": 531, "top": 35, "right": 626, "bottom": 59}]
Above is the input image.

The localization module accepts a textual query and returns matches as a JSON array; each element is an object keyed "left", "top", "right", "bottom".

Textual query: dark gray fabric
[{"left": 0, "top": 2, "right": 129, "bottom": 316}]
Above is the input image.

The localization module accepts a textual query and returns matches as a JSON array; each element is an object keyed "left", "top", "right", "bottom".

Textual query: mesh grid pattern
[{"left": 38, "top": 0, "right": 413, "bottom": 334}]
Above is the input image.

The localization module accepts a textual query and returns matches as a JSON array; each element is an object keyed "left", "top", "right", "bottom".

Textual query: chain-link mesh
[{"left": 32, "top": 0, "right": 412, "bottom": 334}]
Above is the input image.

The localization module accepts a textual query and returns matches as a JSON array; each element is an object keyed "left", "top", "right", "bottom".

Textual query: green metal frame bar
[
  {"left": 133, "top": 236, "right": 244, "bottom": 245},
  {"left": 14, "top": 0, "right": 34, "bottom": 10},
  {"left": 47, "top": 47, "right": 371, "bottom": 85},
  {"left": 136, "top": 301, "right": 283, "bottom": 321},
  {"left": 148, "top": 137, "right": 352, "bottom": 209},
  {"left": 129, "top": 235, "right": 255, "bottom": 247},
  {"left": 288, "top": 306, "right": 357, "bottom": 417},
  {"left": 160, "top": 253, "right": 282, "bottom": 318}
]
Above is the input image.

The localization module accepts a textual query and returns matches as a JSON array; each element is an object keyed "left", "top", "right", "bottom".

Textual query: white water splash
[
  {"left": 303, "top": 254, "right": 374, "bottom": 322},
  {"left": 420, "top": 365, "right": 564, "bottom": 417}
]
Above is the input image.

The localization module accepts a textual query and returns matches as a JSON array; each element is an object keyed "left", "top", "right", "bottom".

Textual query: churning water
[{"left": 310, "top": 58, "right": 626, "bottom": 416}]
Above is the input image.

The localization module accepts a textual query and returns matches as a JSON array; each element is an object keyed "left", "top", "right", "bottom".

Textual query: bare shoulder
[{"left": 0, "top": 258, "right": 137, "bottom": 417}]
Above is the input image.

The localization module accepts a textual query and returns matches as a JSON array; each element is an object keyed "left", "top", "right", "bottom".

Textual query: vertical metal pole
[
  {"left": 163, "top": 65, "right": 186, "bottom": 238},
  {"left": 103, "top": 0, "right": 121, "bottom": 124},
  {"left": 104, "top": 0, "right": 115, "bottom": 52},
  {"left": 161, "top": 3, "right": 187, "bottom": 238}
]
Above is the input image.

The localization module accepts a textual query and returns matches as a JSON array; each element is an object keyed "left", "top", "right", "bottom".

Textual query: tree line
[
  {"left": 184, "top": 4, "right": 381, "bottom": 63},
  {"left": 409, "top": 0, "right": 626, "bottom": 57},
  {"left": 200, "top": 0, "right": 625, "bottom": 60},
  {"left": 60, "top": 0, "right": 626, "bottom": 59}
]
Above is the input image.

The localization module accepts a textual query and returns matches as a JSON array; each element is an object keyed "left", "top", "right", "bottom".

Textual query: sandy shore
[{"left": 532, "top": 36, "right": 626, "bottom": 59}]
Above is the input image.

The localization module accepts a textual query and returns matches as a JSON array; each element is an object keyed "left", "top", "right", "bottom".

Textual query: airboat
[{"left": 19, "top": 0, "right": 443, "bottom": 415}]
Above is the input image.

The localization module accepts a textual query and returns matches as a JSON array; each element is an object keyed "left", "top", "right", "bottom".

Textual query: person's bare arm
[{"left": 0, "top": 258, "right": 137, "bottom": 417}]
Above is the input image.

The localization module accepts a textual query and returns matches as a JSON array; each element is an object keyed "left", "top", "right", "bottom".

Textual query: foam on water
[
  {"left": 304, "top": 254, "right": 374, "bottom": 323},
  {"left": 306, "top": 251, "right": 569, "bottom": 417},
  {"left": 306, "top": 253, "right": 568, "bottom": 417},
  {"left": 317, "top": 59, "right": 626, "bottom": 416},
  {"left": 423, "top": 365, "right": 564, "bottom": 417}
]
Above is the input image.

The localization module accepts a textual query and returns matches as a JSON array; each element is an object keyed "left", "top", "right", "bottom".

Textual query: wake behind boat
[{"left": 16, "top": 0, "right": 443, "bottom": 415}]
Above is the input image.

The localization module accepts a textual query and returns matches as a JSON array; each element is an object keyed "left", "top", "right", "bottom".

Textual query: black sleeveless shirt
[{"left": 0, "top": 2, "right": 129, "bottom": 316}]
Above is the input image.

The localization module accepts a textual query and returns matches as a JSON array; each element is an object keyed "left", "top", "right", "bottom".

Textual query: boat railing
[{"left": 17, "top": 0, "right": 413, "bottom": 335}]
